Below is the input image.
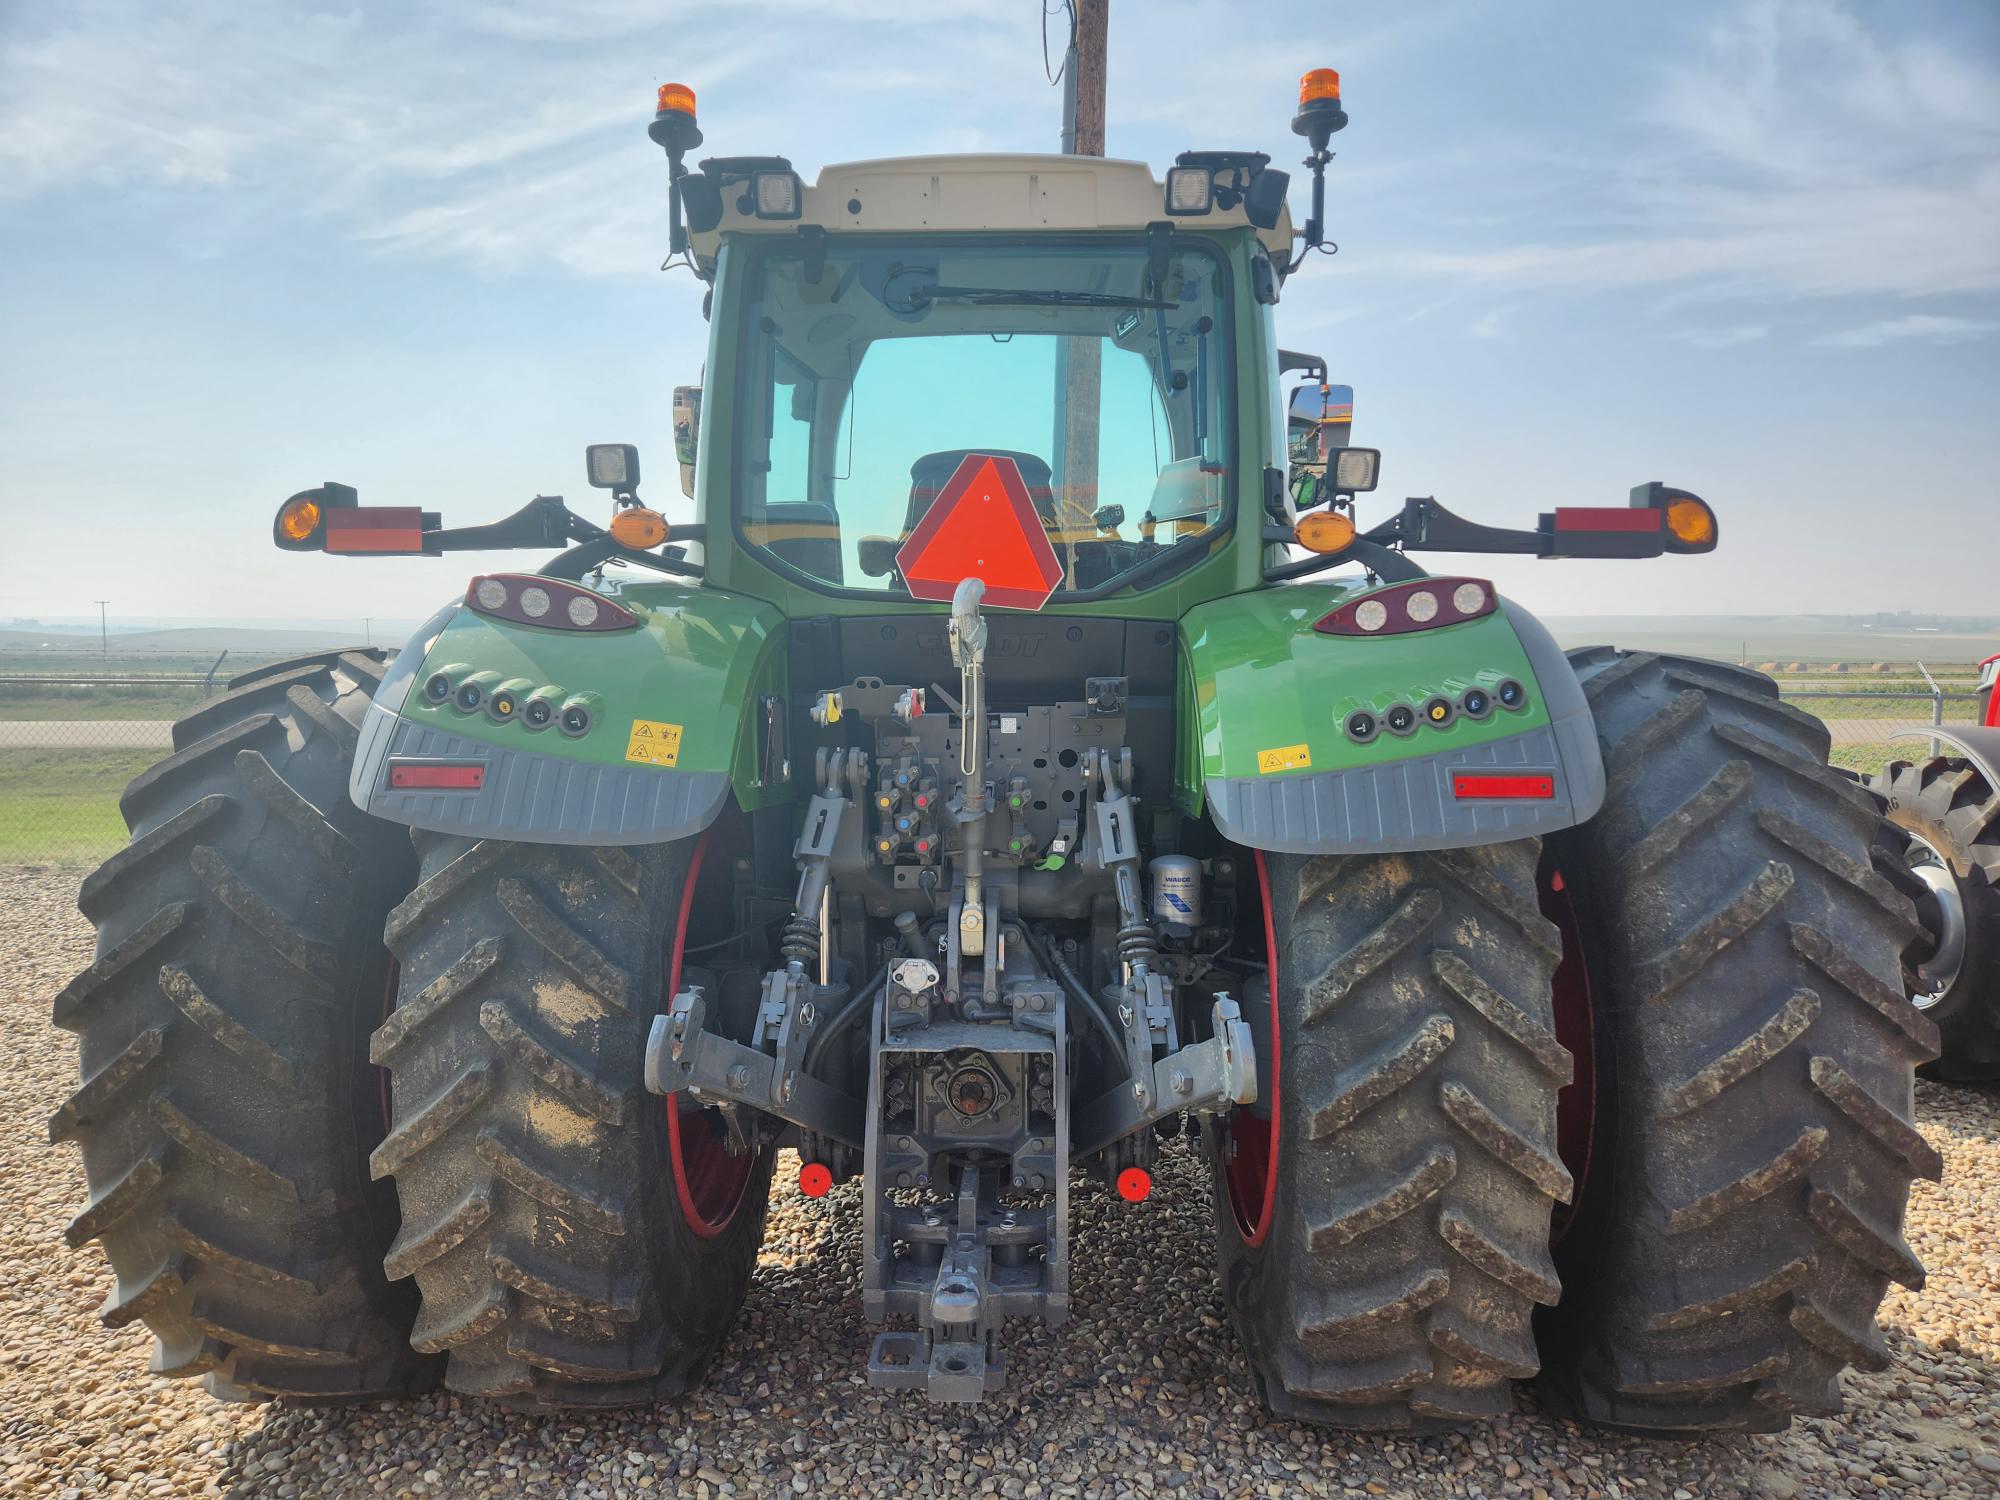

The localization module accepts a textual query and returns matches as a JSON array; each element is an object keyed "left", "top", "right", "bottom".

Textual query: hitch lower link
[{"left": 643, "top": 975, "right": 866, "bottom": 1148}]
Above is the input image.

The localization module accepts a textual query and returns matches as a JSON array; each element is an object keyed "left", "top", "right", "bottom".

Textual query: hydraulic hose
[
  {"left": 1016, "top": 927, "right": 1127, "bottom": 1073},
  {"left": 802, "top": 963, "right": 888, "bottom": 1074}
]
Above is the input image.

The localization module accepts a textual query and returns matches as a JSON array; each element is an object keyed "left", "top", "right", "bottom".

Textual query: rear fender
[
  {"left": 350, "top": 582, "right": 790, "bottom": 844},
  {"left": 1178, "top": 583, "right": 1603, "bottom": 854}
]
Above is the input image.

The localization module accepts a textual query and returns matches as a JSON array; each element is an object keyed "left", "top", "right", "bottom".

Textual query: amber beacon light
[{"left": 1298, "top": 69, "right": 1342, "bottom": 106}]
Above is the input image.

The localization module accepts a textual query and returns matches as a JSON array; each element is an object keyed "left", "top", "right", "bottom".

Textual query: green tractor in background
[{"left": 52, "top": 72, "right": 1938, "bottom": 1434}]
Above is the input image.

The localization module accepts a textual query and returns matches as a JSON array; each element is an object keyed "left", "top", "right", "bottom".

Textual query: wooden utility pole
[
  {"left": 1054, "top": 0, "right": 1107, "bottom": 544},
  {"left": 1066, "top": 0, "right": 1107, "bottom": 155}
]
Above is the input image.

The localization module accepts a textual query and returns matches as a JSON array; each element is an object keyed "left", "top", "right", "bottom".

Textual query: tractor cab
[{"left": 669, "top": 149, "right": 1294, "bottom": 609}]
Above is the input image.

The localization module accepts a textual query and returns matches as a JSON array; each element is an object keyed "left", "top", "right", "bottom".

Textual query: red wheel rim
[
  {"left": 1541, "top": 855, "right": 1597, "bottom": 1245},
  {"left": 1225, "top": 849, "right": 1281, "bottom": 1246},
  {"left": 666, "top": 829, "right": 756, "bottom": 1236}
]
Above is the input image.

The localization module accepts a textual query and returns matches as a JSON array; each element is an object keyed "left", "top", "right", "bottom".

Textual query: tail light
[
  {"left": 1315, "top": 578, "right": 1495, "bottom": 636},
  {"left": 465, "top": 574, "right": 640, "bottom": 631}
]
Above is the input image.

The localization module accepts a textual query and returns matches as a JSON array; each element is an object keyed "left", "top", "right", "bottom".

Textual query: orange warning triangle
[{"left": 896, "top": 454, "right": 1064, "bottom": 610}]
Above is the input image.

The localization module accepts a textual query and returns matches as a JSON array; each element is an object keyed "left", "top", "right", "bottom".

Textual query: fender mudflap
[
  {"left": 350, "top": 701, "right": 729, "bottom": 845},
  {"left": 1189, "top": 592, "right": 1605, "bottom": 856},
  {"left": 1204, "top": 712, "right": 1602, "bottom": 855}
]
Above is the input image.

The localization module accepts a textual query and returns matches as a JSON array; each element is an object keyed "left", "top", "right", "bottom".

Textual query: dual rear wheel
[
  {"left": 1216, "top": 650, "right": 1935, "bottom": 1432},
  {"left": 51, "top": 653, "right": 771, "bottom": 1409}
]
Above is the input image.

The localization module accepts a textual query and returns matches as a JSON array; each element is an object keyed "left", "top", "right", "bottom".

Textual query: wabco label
[
  {"left": 1256, "top": 743, "right": 1311, "bottom": 774},
  {"left": 625, "top": 719, "right": 684, "bottom": 768}
]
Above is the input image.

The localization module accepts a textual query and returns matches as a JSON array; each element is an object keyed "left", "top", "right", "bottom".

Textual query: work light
[
  {"left": 752, "top": 170, "right": 803, "bottom": 219},
  {"left": 1332, "top": 447, "right": 1380, "bottom": 493},
  {"left": 1164, "top": 166, "right": 1212, "bottom": 215}
]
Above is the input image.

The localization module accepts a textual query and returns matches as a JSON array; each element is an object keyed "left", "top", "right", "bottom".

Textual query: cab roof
[{"left": 686, "top": 153, "right": 1294, "bottom": 266}]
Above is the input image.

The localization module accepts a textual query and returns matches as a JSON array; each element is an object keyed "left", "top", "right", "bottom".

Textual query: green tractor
[{"left": 53, "top": 73, "right": 1938, "bottom": 1434}]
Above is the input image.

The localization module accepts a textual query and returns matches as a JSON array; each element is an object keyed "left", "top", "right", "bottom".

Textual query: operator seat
[{"left": 904, "top": 449, "right": 1056, "bottom": 533}]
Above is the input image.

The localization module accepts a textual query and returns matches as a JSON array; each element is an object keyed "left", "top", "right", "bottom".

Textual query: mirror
[
  {"left": 672, "top": 385, "right": 702, "bottom": 499},
  {"left": 1287, "top": 382, "right": 1353, "bottom": 467}
]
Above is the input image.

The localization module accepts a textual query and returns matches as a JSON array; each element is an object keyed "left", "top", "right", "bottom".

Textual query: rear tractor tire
[
  {"left": 370, "top": 829, "right": 774, "bottom": 1408},
  {"left": 52, "top": 649, "right": 439, "bottom": 1401},
  {"left": 1213, "top": 841, "right": 1572, "bottom": 1428},
  {"left": 1540, "top": 649, "right": 1938, "bottom": 1434},
  {"left": 1864, "top": 755, "right": 2000, "bottom": 1082}
]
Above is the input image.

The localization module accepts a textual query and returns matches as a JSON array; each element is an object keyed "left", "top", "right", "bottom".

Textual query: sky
[{"left": 1, "top": 0, "right": 1996, "bottom": 632}]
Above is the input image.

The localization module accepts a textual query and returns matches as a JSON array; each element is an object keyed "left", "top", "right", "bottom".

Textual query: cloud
[
  {"left": 1468, "top": 307, "right": 1511, "bottom": 341},
  {"left": 1812, "top": 313, "right": 2000, "bottom": 349},
  {"left": 1671, "top": 324, "right": 1772, "bottom": 349},
  {"left": 4, "top": 0, "right": 1997, "bottom": 323},
  {"left": 0, "top": 0, "right": 1043, "bottom": 274},
  {"left": 1365, "top": 1, "right": 2000, "bottom": 305}
]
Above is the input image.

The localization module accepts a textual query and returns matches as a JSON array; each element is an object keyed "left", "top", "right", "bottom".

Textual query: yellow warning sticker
[
  {"left": 624, "top": 719, "right": 683, "bottom": 768},
  {"left": 1256, "top": 742, "right": 1312, "bottom": 775}
]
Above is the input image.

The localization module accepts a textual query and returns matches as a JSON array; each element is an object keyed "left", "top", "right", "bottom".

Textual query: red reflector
[
  {"left": 1453, "top": 772, "right": 1556, "bottom": 800},
  {"left": 389, "top": 762, "right": 485, "bottom": 790},
  {"left": 324, "top": 506, "right": 427, "bottom": 553},
  {"left": 1551, "top": 507, "right": 1661, "bottom": 533},
  {"left": 798, "top": 1162, "right": 833, "bottom": 1198},
  {"left": 895, "top": 453, "right": 1066, "bottom": 610},
  {"left": 1116, "top": 1166, "right": 1152, "bottom": 1202}
]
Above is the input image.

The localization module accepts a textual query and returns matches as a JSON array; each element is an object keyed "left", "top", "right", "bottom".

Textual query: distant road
[{"left": 0, "top": 721, "right": 175, "bottom": 749}]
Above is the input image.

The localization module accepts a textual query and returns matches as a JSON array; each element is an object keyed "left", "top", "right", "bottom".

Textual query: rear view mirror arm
[
  {"left": 382, "top": 493, "right": 707, "bottom": 578},
  {"left": 1385, "top": 497, "right": 1546, "bottom": 556},
  {"left": 422, "top": 496, "right": 582, "bottom": 554}
]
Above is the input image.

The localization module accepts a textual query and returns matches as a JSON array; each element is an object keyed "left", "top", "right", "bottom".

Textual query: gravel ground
[{"left": 5, "top": 862, "right": 1999, "bottom": 1500}]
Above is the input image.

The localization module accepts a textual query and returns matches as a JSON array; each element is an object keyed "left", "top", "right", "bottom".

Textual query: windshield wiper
[{"left": 909, "top": 283, "right": 1173, "bottom": 310}]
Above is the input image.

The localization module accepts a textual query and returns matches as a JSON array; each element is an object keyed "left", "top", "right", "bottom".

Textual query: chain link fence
[
  {"left": 1778, "top": 662, "right": 1985, "bottom": 776},
  {"left": 0, "top": 661, "right": 1986, "bottom": 869},
  {"left": 0, "top": 673, "right": 200, "bottom": 867}
]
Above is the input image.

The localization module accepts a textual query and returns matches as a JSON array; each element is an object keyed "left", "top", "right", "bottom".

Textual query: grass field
[
  {"left": 0, "top": 749, "right": 150, "bottom": 867},
  {"left": 0, "top": 685, "right": 204, "bottom": 721}
]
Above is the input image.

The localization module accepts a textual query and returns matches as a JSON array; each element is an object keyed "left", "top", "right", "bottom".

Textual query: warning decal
[
  {"left": 624, "top": 719, "right": 684, "bottom": 768},
  {"left": 1256, "top": 743, "right": 1312, "bottom": 775}
]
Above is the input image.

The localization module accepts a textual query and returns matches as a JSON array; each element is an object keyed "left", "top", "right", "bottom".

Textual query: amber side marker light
[
  {"left": 610, "top": 507, "right": 669, "bottom": 549},
  {"left": 277, "top": 495, "right": 321, "bottom": 543},
  {"left": 1665, "top": 496, "right": 1717, "bottom": 549},
  {"left": 1294, "top": 510, "right": 1356, "bottom": 554}
]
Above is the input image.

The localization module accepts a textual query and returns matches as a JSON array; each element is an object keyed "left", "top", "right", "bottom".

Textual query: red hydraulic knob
[
  {"left": 1116, "top": 1166, "right": 1152, "bottom": 1203},
  {"left": 799, "top": 1162, "right": 833, "bottom": 1198}
]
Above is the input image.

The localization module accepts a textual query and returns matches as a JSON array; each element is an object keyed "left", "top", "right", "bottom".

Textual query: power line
[{"left": 1041, "top": 0, "right": 1076, "bottom": 86}]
